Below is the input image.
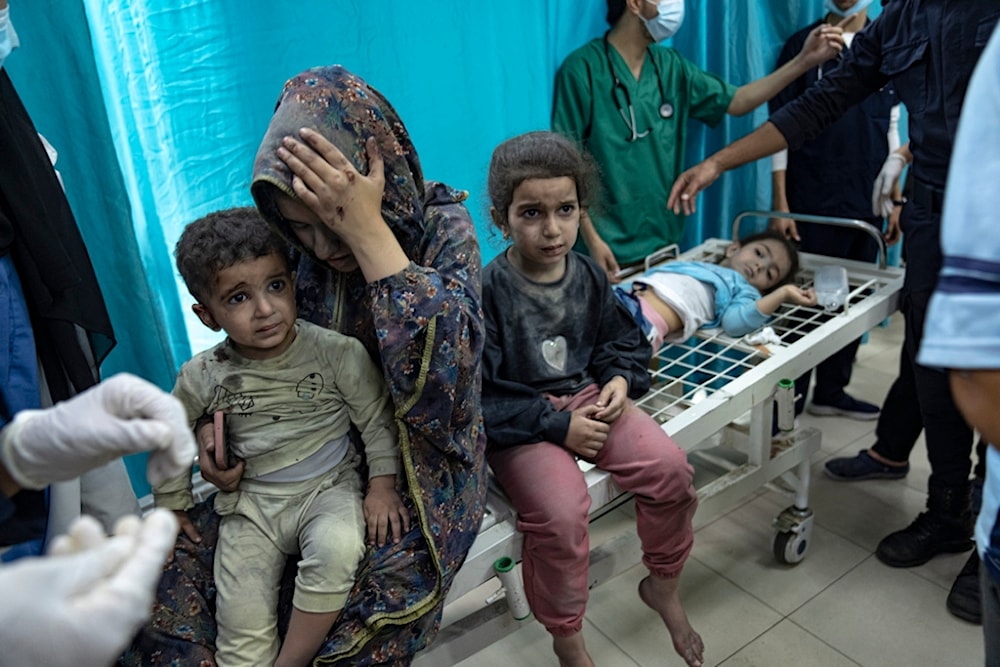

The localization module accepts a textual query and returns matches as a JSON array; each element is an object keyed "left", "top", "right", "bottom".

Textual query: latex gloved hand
[
  {"left": 872, "top": 152, "right": 906, "bottom": 218},
  {"left": 0, "top": 510, "right": 178, "bottom": 667},
  {"left": 0, "top": 373, "right": 196, "bottom": 490}
]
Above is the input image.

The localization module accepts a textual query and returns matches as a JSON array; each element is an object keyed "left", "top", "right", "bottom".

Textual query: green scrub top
[{"left": 553, "top": 37, "right": 736, "bottom": 266}]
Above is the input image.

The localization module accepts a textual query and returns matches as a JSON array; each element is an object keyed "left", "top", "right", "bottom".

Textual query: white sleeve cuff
[{"left": 771, "top": 149, "right": 788, "bottom": 172}]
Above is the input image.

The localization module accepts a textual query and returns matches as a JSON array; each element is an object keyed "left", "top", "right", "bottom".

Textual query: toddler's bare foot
[
  {"left": 552, "top": 632, "right": 596, "bottom": 667},
  {"left": 639, "top": 574, "right": 704, "bottom": 667}
]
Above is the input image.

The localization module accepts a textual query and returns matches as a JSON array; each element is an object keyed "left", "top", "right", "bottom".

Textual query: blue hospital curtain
[{"left": 6, "top": 0, "right": 890, "bottom": 494}]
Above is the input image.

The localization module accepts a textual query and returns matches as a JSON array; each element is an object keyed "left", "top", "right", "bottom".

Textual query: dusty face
[
  {"left": 276, "top": 193, "right": 360, "bottom": 273},
  {"left": 499, "top": 176, "right": 581, "bottom": 282},
  {"left": 193, "top": 253, "right": 298, "bottom": 360},
  {"left": 721, "top": 238, "right": 792, "bottom": 291}
]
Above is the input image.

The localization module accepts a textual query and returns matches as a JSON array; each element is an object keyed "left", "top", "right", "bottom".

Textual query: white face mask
[
  {"left": 642, "top": 0, "right": 684, "bottom": 43},
  {"left": 0, "top": 7, "right": 19, "bottom": 71},
  {"left": 823, "top": 0, "right": 875, "bottom": 18}
]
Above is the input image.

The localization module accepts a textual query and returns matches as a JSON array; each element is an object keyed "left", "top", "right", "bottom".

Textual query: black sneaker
[
  {"left": 808, "top": 393, "right": 880, "bottom": 421},
  {"left": 946, "top": 550, "right": 982, "bottom": 624},
  {"left": 824, "top": 449, "right": 909, "bottom": 481}
]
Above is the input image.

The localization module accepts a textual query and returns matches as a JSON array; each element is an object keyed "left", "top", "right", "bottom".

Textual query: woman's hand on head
[
  {"left": 278, "top": 129, "right": 387, "bottom": 246},
  {"left": 278, "top": 129, "right": 410, "bottom": 281}
]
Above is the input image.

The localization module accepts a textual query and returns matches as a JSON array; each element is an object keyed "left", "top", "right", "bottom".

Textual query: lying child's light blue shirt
[{"left": 629, "top": 261, "right": 769, "bottom": 338}]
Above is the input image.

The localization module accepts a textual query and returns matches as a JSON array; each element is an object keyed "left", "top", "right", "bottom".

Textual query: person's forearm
[
  {"left": 729, "top": 57, "right": 811, "bottom": 116},
  {"left": 350, "top": 222, "right": 410, "bottom": 282},
  {"left": 713, "top": 121, "right": 789, "bottom": 173},
  {"left": 756, "top": 290, "right": 787, "bottom": 316},
  {"left": 771, "top": 170, "right": 789, "bottom": 211}
]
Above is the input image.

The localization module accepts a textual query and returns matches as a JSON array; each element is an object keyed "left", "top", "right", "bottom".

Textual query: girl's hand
[
  {"left": 363, "top": 475, "right": 410, "bottom": 546},
  {"left": 564, "top": 405, "right": 610, "bottom": 459},
  {"left": 593, "top": 376, "right": 628, "bottom": 423},
  {"left": 784, "top": 284, "right": 818, "bottom": 306},
  {"left": 277, "top": 129, "right": 387, "bottom": 246}
]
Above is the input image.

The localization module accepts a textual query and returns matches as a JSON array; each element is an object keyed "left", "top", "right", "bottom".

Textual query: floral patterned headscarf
[{"left": 251, "top": 65, "right": 425, "bottom": 262}]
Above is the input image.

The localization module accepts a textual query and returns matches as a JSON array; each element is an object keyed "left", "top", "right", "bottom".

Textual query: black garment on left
[
  {"left": 0, "top": 70, "right": 115, "bottom": 545},
  {"left": 0, "top": 70, "right": 114, "bottom": 402}
]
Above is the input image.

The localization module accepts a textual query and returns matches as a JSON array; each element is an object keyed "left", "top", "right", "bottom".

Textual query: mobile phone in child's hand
[{"left": 213, "top": 411, "right": 228, "bottom": 470}]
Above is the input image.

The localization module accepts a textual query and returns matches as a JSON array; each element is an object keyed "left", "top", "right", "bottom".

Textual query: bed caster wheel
[{"left": 772, "top": 506, "right": 814, "bottom": 565}]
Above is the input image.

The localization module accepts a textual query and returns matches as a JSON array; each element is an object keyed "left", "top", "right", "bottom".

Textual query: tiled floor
[{"left": 451, "top": 316, "right": 986, "bottom": 666}]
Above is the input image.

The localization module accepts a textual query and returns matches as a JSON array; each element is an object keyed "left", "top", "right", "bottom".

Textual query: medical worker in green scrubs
[{"left": 553, "top": 0, "right": 847, "bottom": 277}]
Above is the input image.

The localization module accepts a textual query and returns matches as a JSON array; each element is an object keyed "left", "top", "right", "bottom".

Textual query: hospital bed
[{"left": 413, "top": 211, "right": 905, "bottom": 665}]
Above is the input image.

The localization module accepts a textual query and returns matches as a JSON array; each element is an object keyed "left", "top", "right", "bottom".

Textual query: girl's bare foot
[
  {"left": 639, "top": 574, "right": 704, "bottom": 667},
  {"left": 552, "top": 631, "right": 596, "bottom": 667}
]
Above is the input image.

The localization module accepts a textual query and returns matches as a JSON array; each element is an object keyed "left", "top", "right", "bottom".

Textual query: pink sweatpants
[{"left": 487, "top": 383, "right": 697, "bottom": 637}]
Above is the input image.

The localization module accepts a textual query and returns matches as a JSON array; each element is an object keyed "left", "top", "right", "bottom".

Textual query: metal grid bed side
[{"left": 635, "top": 242, "right": 903, "bottom": 449}]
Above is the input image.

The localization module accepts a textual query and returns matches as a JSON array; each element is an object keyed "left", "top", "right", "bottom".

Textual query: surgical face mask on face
[
  {"left": 0, "top": 8, "right": 19, "bottom": 71},
  {"left": 642, "top": 0, "right": 684, "bottom": 43},
  {"left": 823, "top": 0, "right": 875, "bottom": 18}
]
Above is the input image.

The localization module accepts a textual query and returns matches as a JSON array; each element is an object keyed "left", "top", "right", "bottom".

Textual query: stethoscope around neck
[{"left": 603, "top": 33, "right": 673, "bottom": 142}]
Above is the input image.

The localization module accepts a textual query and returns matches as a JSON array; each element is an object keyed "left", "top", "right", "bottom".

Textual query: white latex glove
[
  {"left": 872, "top": 152, "right": 907, "bottom": 218},
  {"left": 0, "top": 510, "right": 178, "bottom": 667},
  {"left": 0, "top": 373, "right": 196, "bottom": 490}
]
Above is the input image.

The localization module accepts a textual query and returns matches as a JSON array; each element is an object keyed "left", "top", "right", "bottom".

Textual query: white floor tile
[
  {"left": 800, "top": 410, "right": 876, "bottom": 456},
  {"left": 718, "top": 619, "right": 861, "bottom": 667},
  {"left": 585, "top": 560, "right": 783, "bottom": 667},
  {"left": 804, "top": 460, "right": 927, "bottom": 552},
  {"left": 452, "top": 616, "right": 640, "bottom": 667},
  {"left": 691, "top": 492, "right": 869, "bottom": 615},
  {"left": 790, "top": 557, "right": 984, "bottom": 667}
]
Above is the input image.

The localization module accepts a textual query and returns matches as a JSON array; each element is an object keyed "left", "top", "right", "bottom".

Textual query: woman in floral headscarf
[{"left": 122, "top": 66, "right": 486, "bottom": 666}]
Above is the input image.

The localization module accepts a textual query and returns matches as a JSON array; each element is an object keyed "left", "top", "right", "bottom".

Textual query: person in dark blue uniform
[
  {"left": 769, "top": 0, "right": 900, "bottom": 422},
  {"left": 667, "top": 0, "right": 1000, "bottom": 618}
]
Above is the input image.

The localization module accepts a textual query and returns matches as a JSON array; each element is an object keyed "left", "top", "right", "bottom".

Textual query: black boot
[
  {"left": 947, "top": 549, "right": 982, "bottom": 624},
  {"left": 876, "top": 485, "right": 973, "bottom": 568},
  {"left": 946, "top": 476, "right": 984, "bottom": 624}
]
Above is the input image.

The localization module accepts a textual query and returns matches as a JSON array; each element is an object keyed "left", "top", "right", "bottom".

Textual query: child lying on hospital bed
[{"left": 615, "top": 230, "right": 818, "bottom": 350}]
